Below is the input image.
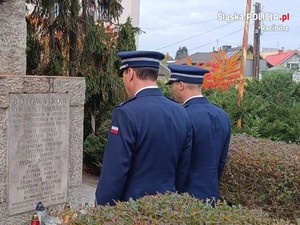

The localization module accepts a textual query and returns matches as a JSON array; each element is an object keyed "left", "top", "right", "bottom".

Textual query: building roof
[
  {"left": 158, "top": 63, "right": 170, "bottom": 76},
  {"left": 225, "top": 45, "right": 257, "bottom": 58},
  {"left": 190, "top": 52, "right": 215, "bottom": 64},
  {"left": 225, "top": 45, "right": 252, "bottom": 52},
  {"left": 179, "top": 52, "right": 215, "bottom": 65},
  {"left": 264, "top": 50, "right": 300, "bottom": 66},
  {"left": 179, "top": 45, "right": 255, "bottom": 65}
]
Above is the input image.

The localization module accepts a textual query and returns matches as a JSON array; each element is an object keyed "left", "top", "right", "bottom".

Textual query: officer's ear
[
  {"left": 126, "top": 68, "right": 135, "bottom": 82},
  {"left": 178, "top": 81, "right": 185, "bottom": 91}
]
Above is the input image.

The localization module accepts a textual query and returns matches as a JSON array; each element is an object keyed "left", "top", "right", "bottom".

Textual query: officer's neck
[
  {"left": 182, "top": 89, "right": 203, "bottom": 103},
  {"left": 131, "top": 80, "right": 158, "bottom": 97}
]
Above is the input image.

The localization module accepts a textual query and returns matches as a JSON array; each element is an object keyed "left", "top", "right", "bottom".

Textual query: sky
[{"left": 137, "top": 0, "right": 300, "bottom": 58}]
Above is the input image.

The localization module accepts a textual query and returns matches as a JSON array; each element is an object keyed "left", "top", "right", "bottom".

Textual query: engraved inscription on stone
[{"left": 8, "top": 94, "right": 70, "bottom": 215}]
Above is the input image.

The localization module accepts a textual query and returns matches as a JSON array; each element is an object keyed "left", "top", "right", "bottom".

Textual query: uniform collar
[
  {"left": 134, "top": 86, "right": 158, "bottom": 96},
  {"left": 183, "top": 96, "right": 209, "bottom": 107},
  {"left": 135, "top": 87, "right": 163, "bottom": 97},
  {"left": 183, "top": 95, "right": 203, "bottom": 105}
]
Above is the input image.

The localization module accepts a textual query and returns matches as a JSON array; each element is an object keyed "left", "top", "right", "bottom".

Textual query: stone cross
[{"left": 0, "top": 0, "right": 26, "bottom": 75}]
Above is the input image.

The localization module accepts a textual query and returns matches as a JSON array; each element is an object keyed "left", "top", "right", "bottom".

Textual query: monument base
[{"left": 0, "top": 75, "right": 85, "bottom": 225}]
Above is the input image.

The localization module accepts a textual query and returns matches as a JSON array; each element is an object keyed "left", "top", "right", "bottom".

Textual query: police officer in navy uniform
[
  {"left": 166, "top": 64, "right": 231, "bottom": 202},
  {"left": 95, "top": 51, "right": 192, "bottom": 205}
]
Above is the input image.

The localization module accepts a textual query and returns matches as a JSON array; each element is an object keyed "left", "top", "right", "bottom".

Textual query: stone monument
[
  {"left": 0, "top": 0, "right": 26, "bottom": 75},
  {"left": 0, "top": 1, "right": 86, "bottom": 224}
]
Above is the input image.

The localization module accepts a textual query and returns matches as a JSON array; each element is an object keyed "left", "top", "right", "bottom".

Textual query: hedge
[
  {"left": 220, "top": 134, "right": 300, "bottom": 222},
  {"left": 61, "top": 193, "right": 293, "bottom": 224}
]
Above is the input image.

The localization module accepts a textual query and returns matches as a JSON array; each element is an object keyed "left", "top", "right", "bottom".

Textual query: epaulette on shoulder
[{"left": 117, "top": 96, "right": 136, "bottom": 107}]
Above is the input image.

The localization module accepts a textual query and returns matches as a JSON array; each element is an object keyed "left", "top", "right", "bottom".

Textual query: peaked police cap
[
  {"left": 117, "top": 51, "right": 164, "bottom": 76},
  {"left": 166, "top": 64, "right": 209, "bottom": 85}
]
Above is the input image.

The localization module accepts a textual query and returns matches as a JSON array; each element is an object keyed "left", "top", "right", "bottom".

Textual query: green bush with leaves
[
  {"left": 206, "top": 70, "right": 300, "bottom": 144},
  {"left": 83, "top": 109, "right": 112, "bottom": 171},
  {"left": 157, "top": 79, "right": 172, "bottom": 97},
  {"left": 63, "top": 193, "right": 292, "bottom": 225},
  {"left": 83, "top": 134, "right": 300, "bottom": 223},
  {"left": 220, "top": 134, "right": 300, "bottom": 222}
]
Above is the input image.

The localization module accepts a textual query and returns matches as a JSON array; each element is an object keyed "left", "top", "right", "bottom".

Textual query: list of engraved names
[{"left": 8, "top": 94, "right": 70, "bottom": 215}]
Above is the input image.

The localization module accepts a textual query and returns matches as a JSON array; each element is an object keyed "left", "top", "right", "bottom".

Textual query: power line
[
  {"left": 155, "top": 22, "right": 236, "bottom": 51},
  {"left": 143, "top": 19, "right": 216, "bottom": 30},
  {"left": 189, "top": 23, "right": 254, "bottom": 52},
  {"left": 190, "top": 28, "right": 244, "bottom": 51}
]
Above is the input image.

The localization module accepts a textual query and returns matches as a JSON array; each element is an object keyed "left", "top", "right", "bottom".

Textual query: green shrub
[
  {"left": 206, "top": 71, "right": 300, "bottom": 144},
  {"left": 220, "top": 134, "right": 300, "bottom": 222},
  {"left": 244, "top": 71, "right": 300, "bottom": 143},
  {"left": 83, "top": 134, "right": 104, "bottom": 169},
  {"left": 64, "top": 193, "right": 292, "bottom": 224},
  {"left": 204, "top": 86, "right": 241, "bottom": 128},
  {"left": 157, "top": 79, "right": 172, "bottom": 97},
  {"left": 83, "top": 112, "right": 111, "bottom": 171}
]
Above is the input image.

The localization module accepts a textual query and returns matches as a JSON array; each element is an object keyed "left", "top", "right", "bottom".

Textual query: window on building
[{"left": 287, "top": 62, "right": 299, "bottom": 70}]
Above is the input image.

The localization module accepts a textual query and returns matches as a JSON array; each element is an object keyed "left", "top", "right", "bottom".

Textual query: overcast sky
[{"left": 137, "top": 0, "right": 300, "bottom": 58}]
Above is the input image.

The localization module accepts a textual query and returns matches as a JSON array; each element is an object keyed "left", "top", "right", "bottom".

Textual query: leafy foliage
[
  {"left": 61, "top": 192, "right": 291, "bottom": 224},
  {"left": 26, "top": 15, "right": 43, "bottom": 74},
  {"left": 83, "top": 109, "right": 112, "bottom": 170},
  {"left": 98, "top": 0, "right": 123, "bottom": 22},
  {"left": 83, "top": 134, "right": 103, "bottom": 169},
  {"left": 175, "top": 46, "right": 188, "bottom": 60},
  {"left": 220, "top": 134, "right": 300, "bottom": 222},
  {"left": 116, "top": 17, "right": 141, "bottom": 51},
  {"left": 202, "top": 50, "right": 240, "bottom": 90},
  {"left": 206, "top": 70, "right": 300, "bottom": 144},
  {"left": 157, "top": 80, "right": 172, "bottom": 98},
  {"left": 26, "top": 0, "right": 80, "bottom": 76}
]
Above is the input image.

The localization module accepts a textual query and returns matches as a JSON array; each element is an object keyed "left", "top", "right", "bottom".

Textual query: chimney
[
  {"left": 278, "top": 47, "right": 284, "bottom": 54},
  {"left": 222, "top": 45, "right": 232, "bottom": 51}
]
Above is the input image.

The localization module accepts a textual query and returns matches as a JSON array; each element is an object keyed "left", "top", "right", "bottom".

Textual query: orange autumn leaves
[{"left": 185, "top": 50, "right": 241, "bottom": 90}]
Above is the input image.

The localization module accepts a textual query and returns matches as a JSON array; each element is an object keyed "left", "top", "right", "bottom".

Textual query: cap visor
[
  {"left": 118, "top": 69, "right": 125, "bottom": 77},
  {"left": 165, "top": 80, "right": 173, "bottom": 85}
]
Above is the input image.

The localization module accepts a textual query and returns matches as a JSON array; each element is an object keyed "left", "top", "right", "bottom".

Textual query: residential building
[
  {"left": 119, "top": 0, "right": 140, "bottom": 47},
  {"left": 179, "top": 45, "right": 267, "bottom": 77},
  {"left": 264, "top": 50, "right": 300, "bottom": 70},
  {"left": 180, "top": 52, "right": 214, "bottom": 66},
  {"left": 226, "top": 45, "right": 267, "bottom": 77},
  {"left": 260, "top": 47, "right": 290, "bottom": 58},
  {"left": 119, "top": 0, "right": 140, "bottom": 27}
]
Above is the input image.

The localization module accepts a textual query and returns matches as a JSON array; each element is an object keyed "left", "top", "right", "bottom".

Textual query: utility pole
[
  {"left": 237, "top": 0, "right": 252, "bottom": 128},
  {"left": 253, "top": 2, "right": 261, "bottom": 79}
]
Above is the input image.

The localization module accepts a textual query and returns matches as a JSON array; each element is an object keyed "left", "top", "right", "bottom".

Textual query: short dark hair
[{"left": 133, "top": 67, "right": 159, "bottom": 81}]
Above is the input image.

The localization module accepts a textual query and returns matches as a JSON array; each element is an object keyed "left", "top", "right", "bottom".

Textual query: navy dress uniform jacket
[
  {"left": 181, "top": 97, "right": 231, "bottom": 200},
  {"left": 95, "top": 88, "right": 192, "bottom": 205}
]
